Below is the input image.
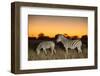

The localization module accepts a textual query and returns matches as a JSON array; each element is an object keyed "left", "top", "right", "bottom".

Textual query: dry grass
[{"left": 28, "top": 46, "right": 88, "bottom": 61}]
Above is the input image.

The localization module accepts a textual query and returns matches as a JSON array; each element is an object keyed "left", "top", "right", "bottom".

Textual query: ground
[{"left": 28, "top": 45, "right": 88, "bottom": 60}]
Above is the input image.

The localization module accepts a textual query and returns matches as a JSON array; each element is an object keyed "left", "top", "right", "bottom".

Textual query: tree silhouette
[
  {"left": 64, "top": 33, "right": 68, "bottom": 37},
  {"left": 71, "top": 36, "right": 79, "bottom": 39},
  {"left": 81, "top": 35, "right": 88, "bottom": 39},
  {"left": 38, "top": 33, "right": 44, "bottom": 37},
  {"left": 38, "top": 33, "right": 52, "bottom": 40},
  {"left": 38, "top": 33, "right": 45, "bottom": 40},
  {"left": 81, "top": 35, "right": 88, "bottom": 47}
]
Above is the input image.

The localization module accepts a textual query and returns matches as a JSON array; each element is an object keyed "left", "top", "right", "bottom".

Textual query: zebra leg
[
  {"left": 43, "top": 48, "right": 47, "bottom": 55},
  {"left": 51, "top": 48, "right": 54, "bottom": 55},
  {"left": 65, "top": 47, "right": 68, "bottom": 54},
  {"left": 51, "top": 50, "right": 56, "bottom": 56},
  {"left": 36, "top": 49, "right": 40, "bottom": 55},
  {"left": 64, "top": 47, "right": 68, "bottom": 59},
  {"left": 77, "top": 47, "right": 82, "bottom": 53},
  {"left": 53, "top": 49, "right": 56, "bottom": 54},
  {"left": 77, "top": 47, "right": 84, "bottom": 57},
  {"left": 51, "top": 46, "right": 56, "bottom": 55}
]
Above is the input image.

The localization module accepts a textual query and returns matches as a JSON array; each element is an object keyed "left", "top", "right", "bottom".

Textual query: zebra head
[{"left": 56, "top": 35, "right": 64, "bottom": 43}]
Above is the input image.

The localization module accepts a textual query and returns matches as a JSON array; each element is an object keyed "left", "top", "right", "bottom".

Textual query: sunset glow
[{"left": 28, "top": 15, "right": 88, "bottom": 38}]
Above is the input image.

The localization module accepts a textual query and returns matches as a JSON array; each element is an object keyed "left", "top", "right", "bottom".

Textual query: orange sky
[{"left": 28, "top": 15, "right": 88, "bottom": 38}]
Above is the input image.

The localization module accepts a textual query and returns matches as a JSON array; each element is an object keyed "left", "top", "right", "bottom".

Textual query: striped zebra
[
  {"left": 56, "top": 35, "right": 82, "bottom": 53},
  {"left": 36, "top": 41, "right": 56, "bottom": 55}
]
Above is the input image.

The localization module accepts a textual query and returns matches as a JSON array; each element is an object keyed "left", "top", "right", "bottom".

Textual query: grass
[{"left": 28, "top": 45, "right": 88, "bottom": 60}]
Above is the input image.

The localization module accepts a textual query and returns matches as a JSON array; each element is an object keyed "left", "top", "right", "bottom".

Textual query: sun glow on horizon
[{"left": 28, "top": 15, "right": 88, "bottom": 38}]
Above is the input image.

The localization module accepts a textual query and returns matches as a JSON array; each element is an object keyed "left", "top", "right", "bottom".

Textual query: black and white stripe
[
  {"left": 36, "top": 41, "right": 56, "bottom": 55},
  {"left": 57, "top": 35, "right": 82, "bottom": 53}
]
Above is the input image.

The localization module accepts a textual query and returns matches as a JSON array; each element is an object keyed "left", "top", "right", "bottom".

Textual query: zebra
[
  {"left": 56, "top": 35, "right": 82, "bottom": 54},
  {"left": 36, "top": 41, "right": 56, "bottom": 55}
]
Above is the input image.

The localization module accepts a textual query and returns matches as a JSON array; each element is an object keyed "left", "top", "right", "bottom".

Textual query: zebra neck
[{"left": 61, "top": 38, "right": 68, "bottom": 44}]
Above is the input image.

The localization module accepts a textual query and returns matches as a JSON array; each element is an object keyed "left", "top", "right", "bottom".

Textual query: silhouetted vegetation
[
  {"left": 81, "top": 35, "right": 88, "bottom": 47},
  {"left": 28, "top": 33, "right": 88, "bottom": 50},
  {"left": 71, "top": 36, "right": 79, "bottom": 40}
]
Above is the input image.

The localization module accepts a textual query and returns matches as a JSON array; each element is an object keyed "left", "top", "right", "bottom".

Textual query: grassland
[{"left": 28, "top": 44, "right": 87, "bottom": 60}]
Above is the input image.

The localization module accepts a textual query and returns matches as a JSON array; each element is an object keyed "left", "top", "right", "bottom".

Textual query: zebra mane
[{"left": 58, "top": 35, "right": 69, "bottom": 41}]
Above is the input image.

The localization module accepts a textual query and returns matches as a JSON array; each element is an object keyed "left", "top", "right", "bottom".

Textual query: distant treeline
[{"left": 28, "top": 33, "right": 88, "bottom": 50}]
